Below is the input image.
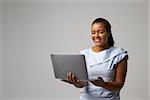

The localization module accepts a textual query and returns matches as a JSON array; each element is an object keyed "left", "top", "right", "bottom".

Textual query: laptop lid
[{"left": 50, "top": 54, "right": 88, "bottom": 81}]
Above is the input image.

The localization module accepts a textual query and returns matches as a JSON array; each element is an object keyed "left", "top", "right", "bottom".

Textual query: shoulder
[
  {"left": 109, "top": 47, "right": 128, "bottom": 63},
  {"left": 109, "top": 47, "right": 128, "bottom": 56},
  {"left": 110, "top": 47, "right": 127, "bottom": 53},
  {"left": 80, "top": 48, "right": 91, "bottom": 55}
]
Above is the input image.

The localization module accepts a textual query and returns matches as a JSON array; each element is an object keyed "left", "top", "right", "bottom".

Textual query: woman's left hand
[{"left": 90, "top": 77, "right": 105, "bottom": 87}]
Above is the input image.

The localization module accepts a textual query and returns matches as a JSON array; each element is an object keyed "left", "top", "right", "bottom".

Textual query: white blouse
[{"left": 80, "top": 47, "right": 128, "bottom": 100}]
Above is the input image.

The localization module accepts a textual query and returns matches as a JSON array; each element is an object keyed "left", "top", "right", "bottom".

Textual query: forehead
[{"left": 91, "top": 22, "right": 106, "bottom": 30}]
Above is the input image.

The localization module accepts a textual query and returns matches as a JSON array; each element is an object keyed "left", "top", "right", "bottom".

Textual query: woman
[{"left": 66, "top": 18, "right": 128, "bottom": 100}]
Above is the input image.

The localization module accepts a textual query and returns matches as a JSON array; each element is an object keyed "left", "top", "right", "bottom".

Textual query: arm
[{"left": 90, "top": 56, "right": 128, "bottom": 91}]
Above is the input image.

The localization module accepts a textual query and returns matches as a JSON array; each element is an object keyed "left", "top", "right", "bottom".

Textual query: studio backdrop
[{"left": 0, "top": 0, "right": 149, "bottom": 100}]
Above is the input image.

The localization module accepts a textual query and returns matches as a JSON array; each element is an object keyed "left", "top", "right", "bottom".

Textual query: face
[{"left": 91, "top": 22, "right": 109, "bottom": 47}]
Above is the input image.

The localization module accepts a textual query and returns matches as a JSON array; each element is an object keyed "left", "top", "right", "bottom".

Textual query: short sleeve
[
  {"left": 108, "top": 49, "right": 128, "bottom": 70},
  {"left": 80, "top": 50, "right": 84, "bottom": 55},
  {"left": 113, "top": 51, "right": 128, "bottom": 67},
  {"left": 80, "top": 49, "right": 89, "bottom": 55}
]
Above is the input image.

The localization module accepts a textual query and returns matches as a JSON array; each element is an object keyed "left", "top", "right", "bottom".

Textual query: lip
[{"left": 94, "top": 39, "right": 101, "bottom": 42}]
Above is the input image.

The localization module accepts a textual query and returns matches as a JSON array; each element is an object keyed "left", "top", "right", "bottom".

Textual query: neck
[{"left": 92, "top": 45, "right": 110, "bottom": 52}]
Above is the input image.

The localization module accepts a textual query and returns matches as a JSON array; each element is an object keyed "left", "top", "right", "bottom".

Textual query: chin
[
  {"left": 94, "top": 42, "right": 106, "bottom": 47},
  {"left": 94, "top": 43, "right": 102, "bottom": 46},
  {"left": 94, "top": 41, "right": 100, "bottom": 45}
]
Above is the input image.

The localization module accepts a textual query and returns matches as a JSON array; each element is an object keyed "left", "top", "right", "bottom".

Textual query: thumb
[{"left": 98, "top": 77, "right": 102, "bottom": 80}]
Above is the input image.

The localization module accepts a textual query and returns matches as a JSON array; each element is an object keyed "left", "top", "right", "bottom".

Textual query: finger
[
  {"left": 61, "top": 79, "right": 67, "bottom": 82},
  {"left": 72, "top": 74, "right": 77, "bottom": 83},
  {"left": 66, "top": 73, "right": 72, "bottom": 84},
  {"left": 97, "top": 77, "right": 103, "bottom": 83},
  {"left": 67, "top": 72, "right": 72, "bottom": 83},
  {"left": 61, "top": 79, "right": 70, "bottom": 83},
  {"left": 70, "top": 73, "right": 75, "bottom": 83},
  {"left": 68, "top": 72, "right": 73, "bottom": 83},
  {"left": 98, "top": 77, "right": 102, "bottom": 80},
  {"left": 67, "top": 73, "right": 70, "bottom": 82}
]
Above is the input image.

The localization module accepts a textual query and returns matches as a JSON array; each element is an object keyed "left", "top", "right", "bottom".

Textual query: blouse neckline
[{"left": 90, "top": 46, "right": 113, "bottom": 55}]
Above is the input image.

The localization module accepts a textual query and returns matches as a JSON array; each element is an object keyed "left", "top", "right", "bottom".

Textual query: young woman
[{"left": 66, "top": 18, "right": 128, "bottom": 100}]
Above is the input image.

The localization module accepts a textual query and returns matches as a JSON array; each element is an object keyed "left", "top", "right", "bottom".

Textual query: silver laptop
[{"left": 50, "top": 54, "right": 88, "bottom": 81}]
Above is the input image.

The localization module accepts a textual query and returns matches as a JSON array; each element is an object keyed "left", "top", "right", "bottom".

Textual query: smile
[{"left": 94, "top": 39, "right": 101, "bottom": 42}]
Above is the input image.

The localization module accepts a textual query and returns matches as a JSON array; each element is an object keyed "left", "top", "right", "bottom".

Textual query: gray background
[{"left": 0, "top": 0, "right": 150, "bottom": 100}]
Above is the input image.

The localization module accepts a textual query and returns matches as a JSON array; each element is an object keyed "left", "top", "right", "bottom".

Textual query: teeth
[{"left": 95, "top": 39, "right": 100, "bottom": 42}]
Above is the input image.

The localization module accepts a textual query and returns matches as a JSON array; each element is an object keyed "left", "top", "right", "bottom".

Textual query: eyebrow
[{"left": 91, "top": 30, "right": 105, "bottom": 32}]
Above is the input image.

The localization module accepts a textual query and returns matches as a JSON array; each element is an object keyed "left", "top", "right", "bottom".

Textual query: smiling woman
[{"left": 64, "top": 18, "right": 128, "bottom": 100}]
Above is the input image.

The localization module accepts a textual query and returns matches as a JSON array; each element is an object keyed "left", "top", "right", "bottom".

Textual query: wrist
[{"left": 74, "top": 81, "right": 85, "bottom": 88}]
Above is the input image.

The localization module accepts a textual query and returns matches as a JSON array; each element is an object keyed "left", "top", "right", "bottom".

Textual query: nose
[{"left": 95, "top": 32, "right": 100, "bottom": 38}]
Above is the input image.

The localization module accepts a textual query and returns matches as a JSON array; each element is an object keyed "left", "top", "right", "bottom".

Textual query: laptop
[{"left": 50, "top": 54, "right": 88, "bottom": 81}]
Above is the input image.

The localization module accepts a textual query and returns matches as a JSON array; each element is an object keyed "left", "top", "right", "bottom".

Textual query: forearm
[{"left": 101, "top": 81, "right": 124, "bottom": 91}]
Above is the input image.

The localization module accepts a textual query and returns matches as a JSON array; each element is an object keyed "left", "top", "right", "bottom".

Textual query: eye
[
  {"left": 100, "top": 31, "right": 104, "bottom": 34},
  {"left": 98, "top": 31, "right": 105, "bottom": 34},
  {"left": 91, "top": 31, "right": 95, "bottom": 34}
]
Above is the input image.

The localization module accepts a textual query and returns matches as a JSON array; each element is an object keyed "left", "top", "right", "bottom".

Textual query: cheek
[
  {"left": 91, "top": 34, "right": 94, "bottom": 39},
  {"left": 101, "top": 35, "right": 109, "bottom": 41}
]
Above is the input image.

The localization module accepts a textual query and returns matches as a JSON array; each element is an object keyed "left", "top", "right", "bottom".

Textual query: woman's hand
[
  {"left": 90, "top": 77, "right": 105, "bottom": 87},
  {"left": 66, "top": 72, "right": 86, "bottom": 88}
]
